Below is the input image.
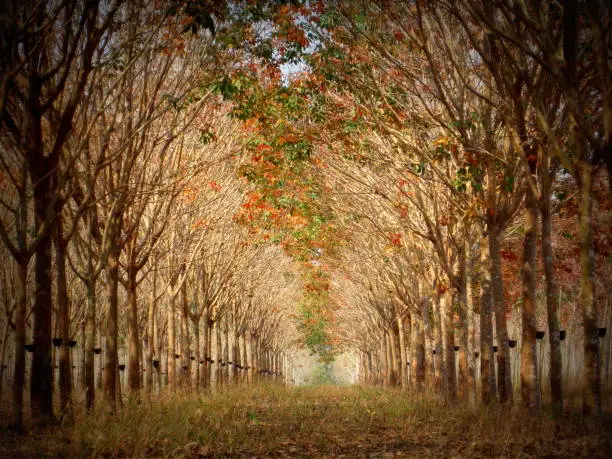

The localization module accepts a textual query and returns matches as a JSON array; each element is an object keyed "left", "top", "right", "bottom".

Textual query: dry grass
[{"left": 0, "top": 383, "right": 611, "bottom": 457}]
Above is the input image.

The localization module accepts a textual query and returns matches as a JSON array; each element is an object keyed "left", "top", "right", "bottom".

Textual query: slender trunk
[
  {"left": 578, "top": 161, "right": 600, "bottom": 415},
  {"left": 480, "top": 234, "right": 495, "bottom": 404},
  {"left": 231, "top": 319, "right": 238, "bottom": 384},
  {"left": 210, "top": 321, "right": 218, "bottom": 390},
  {"left": 84, "top": 277, "right": 96, "bottom": 408},
  {"left": 389, "top": 328, "right": 399, "bottom": 385},
  {"left": 383, "top": 332, "right": 391, "bottom": 386},
  {"left": 521, "top": 183, "right": 540, "bottom": 410},
  {"left": 145, "top": 297, "right": 155, "bottom": 394},
  {"left": 466, "top": 245, "right": 476, "bottom": 405},
  {"left": 489, "top": 228, "right": 513, "bottom": 403},
  {"left": 55, "top": 217, "right": 72, "bottom": 414},
  {"left": 127, "top": 265, "right": 140, "bottom": 393},
  {"left": 103, "top": 247, "right": 120, "bottom": 411},
  {"left": 415, "top": 309, "right": 426, "bottom": 389},
  {"left": 154, "top": 299, "right": 161, "bottom": 392},
  {"left": 167, "top": 293, "right": 176, "bottom": 390},
  {"left": 216, "top": 319, "right": 222, "bottom": 388},
  {"left": 192, "top": 316, "right": 200, "bottom": 390},
  {"left": 457, "top": 251, "right": 469, "bottom": 400},
  {"left": 11, "top": 261, "right": 28, "bottom": 430},
  {"left": 240, "top": 333, "right": 247, "bottom": 384},
  {"left": 31, "top": 246, "right": 54, "bottom": 422},
  {"left": 97, "top": 334, "right": 103, "bottom": 391},
  {"left": 0, "top": 320, "right": 9, "bottom": 396},
  {"left": 180, "top": 278, "right": 189, "bottom": 388},
  {"left": 541, "top": 161, "right": 563, "bottom": 413},
  {"left": 247, "top": 333, "right": 254, "bottom": 384},
  {"left": 397, "top": 316, "right": 408, "bottom": 389},
  {"left": 222, "top": 315, "right": 229, "bottom": 384},
  {"left": 31, "top": 183, "right": 55, "bottom": 425},
  {"left": 79, "top": 320, "right": 86, "bottom": 391},
  {"left": 421, "top": 299, "right": 433, "bottom": 387},
  {"left": 441, "top": 289, "right": 456, "bottom": 400},
  {"left": 202, "top": 314, "right": 210, "bottom": 389},
  {"left": 433, "top": 289, "right": 443, "bottom": 390}
]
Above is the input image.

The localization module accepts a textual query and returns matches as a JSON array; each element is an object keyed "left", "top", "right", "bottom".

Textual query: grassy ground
[{"left": 1, "top": 384, "right": 611, "bottom": 457}]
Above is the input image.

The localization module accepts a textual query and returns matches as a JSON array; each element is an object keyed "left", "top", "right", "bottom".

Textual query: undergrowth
[{"left": 1, "top": 383, "right": 611, "bottom": 457}]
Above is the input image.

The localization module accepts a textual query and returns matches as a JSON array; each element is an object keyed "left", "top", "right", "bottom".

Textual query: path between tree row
[{"left": 1, "top": 384, "right": 611, "bottom": 457}]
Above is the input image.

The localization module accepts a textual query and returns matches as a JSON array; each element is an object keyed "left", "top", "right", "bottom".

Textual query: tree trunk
[
  {"left": 222, "top": 315, "right": 229, "bottom": 384},
  {"left": 180, "top": 279, "right": 189, "bottom": 388},
  {"left": 231, "top": 319, "right": 238, "bottom": 384},
  {"left": 480, "top": 234, "right": 495, "bottom": 404},
  {"left": 11, "top": 261, "right": 28, "bottom": 430},
  {"left": 414, "top": 312, "right": 426, "bottom": 389},
  {"left": 247, "top": 333, "right": 254, "bottom": 384},
  {"left": 578, "top": 161, "right": 600, "bottom": 415},
  {"left": 192, "top": 315, "right": 200, "bottom": 390},
  {"left": 397, "top": 316, "right": 408, "bottom": 389},
  {"left": 457, "top": 250, "right": 469, "bottom": 400},
  {"left": 541, "top": 159, "right": 563, "bottom": 414},
  {"left": 521, "top": 183, "right": 540, "bottom": 410},
  {"left": 145, "top": 296, "right": 155, "bottom": 394},
  {"left": 432, "top": 289, "right": 443, "bottom": 390},
  {"left": 216, "top": 320, "right": 223, "bottom": 388},
  {"left": 202, "top": 314, "right": 210, "bottom": 389},
  {"left": 84, "top": 273, "right": 97, "bottom": 409},
  {"left": 103, "top": 247, "right": 120, "bottom": 412},
  {"left": 489, "top": 227, "right": 513, "bottom": 403},
  {"left": 127, "top": 265, "right": 140, "bottom": 393},
  {"left": 31, "top": 180, "right": 55, "bottom": 425},
  {"left": 383, "top": 332, "right": 391, "bottom": 386},
  {"left": 167, "top": 293, "right": 176, "bottom": 391},
  {"left": 441, "top": 289, "right": 456, "bottom": 400},
  {"left": 240, "top": 333, "right": 248, "bottom": 384},
  {"left": 55, "top": 217, "right": 72, "bottom": 415},
  {"left": 0, "top": 320, "right": 9, "bottom": 398},
  {"left": 210, "top": 321, "right": 218, "bottom": 390},
  {"left": 466, "top": 245, "right": 476, "bottom": 405},
  {"left": 389, "top": 328, "right": 399, "bottom": 386}
]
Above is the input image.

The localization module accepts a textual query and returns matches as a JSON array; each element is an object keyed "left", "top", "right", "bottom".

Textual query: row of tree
[
  {"left": 307, "top": 0, "right": 610, "bottom": 414},
  {"left": 0, "top": 0, "right": 307, "bottom": 431}
]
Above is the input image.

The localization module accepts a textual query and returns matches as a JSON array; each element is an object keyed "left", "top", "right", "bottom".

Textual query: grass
[{"left": 1, "top": 383, "right": 611, "bottom": 457}]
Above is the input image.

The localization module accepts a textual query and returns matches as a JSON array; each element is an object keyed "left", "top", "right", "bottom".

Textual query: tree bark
[
  {"left": 541, "top": 157, "right": 563, "bottom": 414},
  {"left": 103, "top": 246, "right": 120, "bottom": 412},
  {"left": 389, "top": 328, "right": 400, "bottom": 386},
  {"left": 145, "top": 296, "right": 155, "bottom": 394},
  {"left": 414, "top": 312, "right": 426, "bottom": 389},
  {"left": 457, "top": 249, "right": 469, "bottom": 400},
  {"left": 167, "top": 293, "right": 176, "bottom": 391},
  {"left": 11, "top": 261, "right": 28, "bottom": 430},
  {"left": 466, "top": 245, "right": 477, "bottom": 405},
  {"left": 441, "top": 289, "right": 456, "bottom": 400},
  {"left": 520, "top": 182, "right": 540, "bottom": 410},
  {"left": 480, "top": 234, "right": 495, "bottom": 404},
  {"left": 578, "top": 161, "right": 600, "bottom": 415},
  {"left": 31, "top": 176, "right": 55, "bottom": 425},
  {"left": 192, "top": 315, "right": 200, "bottom": 390},
  {"left": 397, "top": 315, "right": 408, "bottom": 389},
  {"left": 55, "top": 215, "right": 72, "bottom": 414},
  {"left": 84, "top": 246, "right": 97, "bottom": 409},
  {"left": 489, "top": 227, "right": 513, "bottom": 403},
  {"left": 127, "top": 264, "right": 140, "bottom": 393},
  {"left": 202, "top": 313, "right": 210, "bottom": 389},
  {"left": 180, "top": 278, "right": 190, "bottom": 388},
  {"left": 383, "top": 331, "right": 391, "bottom": 386},
  {"left": 432, "top": 288, "right": 443, "bottom": 390}
]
